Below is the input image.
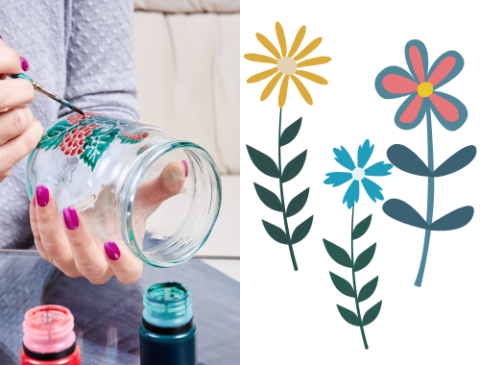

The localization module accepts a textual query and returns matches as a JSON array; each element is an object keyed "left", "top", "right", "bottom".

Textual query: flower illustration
[
  {"left": 244, "top": 22, "right": 331, "bottom": 108},
  {"left": 325, "top": 140, "right": 393, "bottom": 208},
  {"left": 375, "top": 39, "right": 467, "bottom": 131},
  {"left": 67, "top": 112, "right": 100, "bottom": 125}
]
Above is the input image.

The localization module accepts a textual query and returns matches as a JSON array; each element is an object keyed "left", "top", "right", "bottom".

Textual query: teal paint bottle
[{"left": 140, "top": 282, "right": 197, "bottom": 365}]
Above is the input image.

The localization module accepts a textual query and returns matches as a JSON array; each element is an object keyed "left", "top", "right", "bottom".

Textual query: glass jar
[{"left": 25, "top": 113, "right": 222, "bottom": 268}]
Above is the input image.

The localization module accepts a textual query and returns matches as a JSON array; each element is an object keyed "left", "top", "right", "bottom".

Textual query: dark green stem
[
  {"left": 278, "top": 108, "right": 298, "bottom": 271},
  {"left": 351, "top": 204, "right": 368, "bottom": 349}
]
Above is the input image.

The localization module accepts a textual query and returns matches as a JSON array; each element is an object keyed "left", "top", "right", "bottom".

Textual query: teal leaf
[
  {"left": 291, "top": 216, "right": 314, "bottom": 244},
  {"left": 432, "top": 146, "right": 476, "bottom": 177},
  {"left": 246, "top": 145, "right": 280, "bottom": 178},
  {"left": 329, "top": 272, "right": 354, "bottom": 298},
  {"left": 429, "top": 206, "right": 474, "bottom": 231},
  {"left": 362, "top": 300, "right": 382, "bottom": 326},
  {"left": 80, "top": 127, "right": 120, "bottom": 171},
  {"left": 354, "top": 243, "right": 377, "bottom": 272},
  {"left": 254, "top": 183, "right": 282, "bottom": 211},
  {"left": 352, "top": 214, "right": 372, "bottom": 240},
  {"left": 282, "top": 150, "right": 307, "bottom": 182},
  {"left": 358, "top": 277, "right": 378, "bottom": 303},
  {"left": 336, "top": 305, "right": 360, "bottom": 327},
  {"left": 280, "top": 117, "right": 302, "bottom": 146},
  {"left": 387, "top": 144, "right": 431, "bottom": 177},
  {"left": 262, "top": 220, "right": 289, "bottom": 244},
  {"left": 382, "top": 199, "right": 428, "bottom": 229},
  {"left": 286, "top": 188, "right": 309, "bottom": 217},
  {"left": 37, "top": 119, "right": 76, "bottom": 150},
  {"left": 323, "top": 239, "right": 352, "bottom": 268}
]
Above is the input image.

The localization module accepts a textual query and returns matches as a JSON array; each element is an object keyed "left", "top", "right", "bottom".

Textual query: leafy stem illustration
[
  {"left": 277, "top": 109, "right": 297, "bottom": 270},
  {"left": 247, "top": 110, "right": 313, "bottom": 271},
  {"left": 323, "top": 139, "right": 390, "bottom": 349},
  {"left": 375, "top": 39, "right": 475, "bottom": 287}
]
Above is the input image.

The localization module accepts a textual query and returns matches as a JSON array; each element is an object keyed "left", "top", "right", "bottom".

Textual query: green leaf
[
  {"left": 286, "top": 188, "right": 309, "bottom": 217},
  {"left": 358, "top": 277, "right": 378, "bottom": 303},
  {"left": 246, "top": 145, "right": 280, "bottom": 178},
  {"left": 254, "top": 183, "right": 282, "bottom": 211},
  {"left": 280, "top": 117, "right": 302, "bottom": 146},
  {"left": 323, "top": 239, "right": 352, "bottom": 268},
  {"left": 37, "top": 119, "right": 76, "bottom": 150},
  {"left": 336, "top": 305, "right": 360, "bottom": 326},
  {"left": 80, "top": 127, "right": 120, "bottom": 171},
  {"left": 262, "top": 220, "right": 289, "bottom": 244},
  {"left": 362, "top": 300, "right": 382, "bottom": 326},
  {"left": 282, "top": 150, "right": 307, "bottom": 182},
  {"left": 353, "top": 243, "right": 377, "bottom": 272},
  {"left": 291, "top": 216, "right": 313, "bottom": 244},
  {"left": 352, "top": 214, "right": 372, "bottom": 240},
  {"left": 329, "top": 272, "right": 354, "bottom": 298}
]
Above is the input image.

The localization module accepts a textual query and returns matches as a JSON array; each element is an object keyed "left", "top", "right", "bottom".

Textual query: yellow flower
[{"left": 244, "top": 22, "right": 331, "bottom": 108}]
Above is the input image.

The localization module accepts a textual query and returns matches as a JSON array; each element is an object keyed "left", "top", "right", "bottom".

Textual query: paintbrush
[{"left": 7, "top": 73, "right": 85, "bottom": 115}]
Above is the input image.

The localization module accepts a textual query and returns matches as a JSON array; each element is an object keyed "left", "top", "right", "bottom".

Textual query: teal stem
[
  {"left": 278, "top": 108, "right": 298, "bottom": 271},
  {"left": 415, "top": 108, "right": 435, "bottom": 287},
  {"left": 351, "top": 204, "right": 368, "bottom": 349}
]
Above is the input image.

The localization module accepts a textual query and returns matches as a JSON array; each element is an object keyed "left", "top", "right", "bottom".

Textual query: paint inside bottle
[
  {"left": 20, "top": 305, "right": 81, "bottom": 365},
  {"left": 140, "top": 282, "right": 197, "bottom": 365}
]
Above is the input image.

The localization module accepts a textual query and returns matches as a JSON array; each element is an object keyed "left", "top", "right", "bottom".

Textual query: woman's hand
[
  {"left": 30, "top": 160, "right": 188, "bottom": 285},
  {"left": 0, "top": 38, "right": 43, "bottom": 182}
]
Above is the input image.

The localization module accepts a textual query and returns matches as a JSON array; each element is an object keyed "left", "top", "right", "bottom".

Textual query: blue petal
[
  {"left": 334, "top": 146, "right": 356, "bottom": 171},
  {"left": 357, "top": 140, "right": 374, "bottom": 168},
  {"left": 324, "top": 172, "right": 353, "bottom": 187},
  {"left": 343, "top": 180, "right": 359, "bottom": 209},
  {"left": 365, "top": 161, "right": 393, "bottom": 176},
  {"left": 361, "top": 178, "right": 384, "bottom": 203}
]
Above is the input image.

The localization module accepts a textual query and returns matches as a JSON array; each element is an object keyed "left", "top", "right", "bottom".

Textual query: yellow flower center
[
  {"left": 417, "top": 82, "right": 433, "bottom": 97},
  {"left": 277, "top": 57, "right": 297, "bottom": 75}
]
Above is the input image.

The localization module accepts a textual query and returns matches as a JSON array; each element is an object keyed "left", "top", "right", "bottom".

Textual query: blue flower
[{"left": 325, "top": 140, "right": 393, "bottom": 209}]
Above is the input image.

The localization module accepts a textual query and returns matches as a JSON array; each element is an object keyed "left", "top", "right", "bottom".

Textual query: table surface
[{"left": 0, "top": 251, "right": 239, "bottom": 365}]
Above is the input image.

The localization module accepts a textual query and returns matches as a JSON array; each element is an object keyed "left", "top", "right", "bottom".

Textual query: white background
[{"left": 241, "top": 0, "right": 480, "bottom": 363}]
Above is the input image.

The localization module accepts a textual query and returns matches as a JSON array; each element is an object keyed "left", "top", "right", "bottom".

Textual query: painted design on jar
[{"left": 37, "top": 113, "right": 149, "bottom": 171}]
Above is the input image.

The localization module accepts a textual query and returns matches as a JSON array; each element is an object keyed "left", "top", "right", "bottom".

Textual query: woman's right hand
[{"left": 0, "top": 37, "right": 43, "bottom": 183}]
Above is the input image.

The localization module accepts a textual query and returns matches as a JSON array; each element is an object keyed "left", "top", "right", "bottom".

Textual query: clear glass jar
[{"left": 25, "top": 113, "right": 221, "bottom": 268}]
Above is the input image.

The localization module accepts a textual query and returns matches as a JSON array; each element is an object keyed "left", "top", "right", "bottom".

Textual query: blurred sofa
[{"left": 133, "top": 0, "right": 240, "bottom": 258}]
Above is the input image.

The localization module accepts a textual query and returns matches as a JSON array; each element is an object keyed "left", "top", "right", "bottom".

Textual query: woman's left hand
[{"left": 30, "top": 161, "right": 188, "bottom": 285}]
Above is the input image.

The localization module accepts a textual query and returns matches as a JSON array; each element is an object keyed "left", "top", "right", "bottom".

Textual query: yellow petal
[
  {"left": 298, "top": 56, "right": 332, "bottom": 67},
  {"left": 291, "top": 75, "right": 313, "bottom": 105},
  {"left": 260, "top": 73, "right": 283, "bottom": 101},
  {"left": 294, "top": 37, "right": 323, "bottom": 61},
  {"left": 244, "top": 53, "right": 278, "bottom": 64},
  {"left": 278, "top": 75, "right": 289, "bottom": 108},
  {"left": 256, "top": 33, "right": 281, "bottom": 59},
  {"left": 275, "top": 22, "right": 287, "bottom": 57},
  {"left": 287, "top": 26, "right": 306, "bottom": 57},
  {"left": 247, "top": 68, "right": 278, "bottom": 84},
  {"left": 295, "top": 70, "right": 328, "bottom": 85}
]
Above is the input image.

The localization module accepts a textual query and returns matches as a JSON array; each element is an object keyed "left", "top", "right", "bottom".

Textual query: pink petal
[
  {"left": 409, "top": 46, "right": 426, "bottom": 83},
  {"left": 430, "top": 93, "right": 459, "bottom": 122},
  {"left": 428, "top": 56, "right": 456, "bottom": 87},
  {"left": 382, "top": 74, "right": 418, "bottom": 94},
  {"left": 400, "top": 95, "right": 423, "bottom": 124}
]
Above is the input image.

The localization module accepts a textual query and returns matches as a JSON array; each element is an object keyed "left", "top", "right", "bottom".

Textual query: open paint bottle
[
  {"left": 25, "top": 113, "right": 221, "bottom": 268},
  {"left": 20, "top": 305, "right": 80, "bottom": 365},
  {"left": 140, "top": 282, "right": 196, "bottom": 365}
]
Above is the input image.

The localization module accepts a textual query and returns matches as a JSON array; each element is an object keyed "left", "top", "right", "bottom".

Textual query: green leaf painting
[{"left": 246, "top": 110, "right": 313, "bottom": 271}]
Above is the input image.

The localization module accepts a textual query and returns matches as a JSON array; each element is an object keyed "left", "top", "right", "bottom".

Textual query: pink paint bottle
[{"left": 20, "top": 305, "right": 81, "bottom": 365}]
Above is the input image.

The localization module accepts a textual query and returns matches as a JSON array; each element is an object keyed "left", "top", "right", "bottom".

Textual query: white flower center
[
  {"left": 352, "top": 167, "right": 365, "bottom": 181},
  {"left": 277, "top": 57, "right": 297, "bottom": 75}
]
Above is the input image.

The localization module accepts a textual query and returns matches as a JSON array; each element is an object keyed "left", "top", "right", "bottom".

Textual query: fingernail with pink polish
[
  {"left": 63, "top": 207, "right": 79, "bottom": 230},
  {"left": 0, "top": 35, "right": 3, "bottom": 40},
  {"left": 35, "top": 185, "right": 49, "bottom": 207},
  {"left": 182, "top": 160, "right": 188, "bottom": 177},
  {"left": 104, "top": 241, "right": 120, "bottom": 261},
  {"left": 20, "top": 56, "right": 29, "bottom": 71}
]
